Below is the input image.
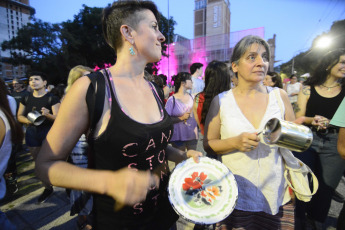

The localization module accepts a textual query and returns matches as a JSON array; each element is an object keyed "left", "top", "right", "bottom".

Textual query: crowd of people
[{"left": 0, "top": 1, "right": 345, "bottom": 230}]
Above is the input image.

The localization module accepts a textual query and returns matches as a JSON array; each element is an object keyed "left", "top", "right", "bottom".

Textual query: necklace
[{"left": 321, "top": 83, "right": 340, "bottom": 92}]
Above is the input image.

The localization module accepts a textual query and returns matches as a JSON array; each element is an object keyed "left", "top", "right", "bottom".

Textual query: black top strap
[{"left": 86, "top": 71, "right": 106, "bottom": 134}]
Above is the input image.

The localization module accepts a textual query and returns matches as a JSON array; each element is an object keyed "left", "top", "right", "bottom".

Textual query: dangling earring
[{"left": 129, "top": 46, "right": 135, "bottom": 56}]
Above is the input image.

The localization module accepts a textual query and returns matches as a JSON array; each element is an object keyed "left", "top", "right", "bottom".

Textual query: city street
[{"left": 0, "top": 149, "right": 344, "bottom": 230}]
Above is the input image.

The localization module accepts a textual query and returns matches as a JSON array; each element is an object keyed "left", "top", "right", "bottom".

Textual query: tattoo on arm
[
  {"left": 294, "top": 103, "right": 301, "bottom": 113},
  {"left": 302, "top": 86, "right": 310, "bottom": 95}
]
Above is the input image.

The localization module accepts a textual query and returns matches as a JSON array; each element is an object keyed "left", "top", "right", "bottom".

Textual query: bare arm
[
  {"left": 338, "top": 128, "right": 345, "bottom": 159},
  {"left": 193, "top": 96, "right": 201, "bottom": 129},
  {"left": 294, "top": 85, "right": 328, "bottom": 128},
  {"left": 35, "top": 77, "right": 154, "bottom": 205},
  {"left": 279, "top": 89, "right": 295, "bottom": 121},
  {"left": 203, "top": 96, "right": 259, "bottom": 155},
  {"left": 41, "top": 103, "right": 60, "bottom": 121},
  {"left": 17, "top": 103, "right": 31, "bottom": 125},
  {"left": 166, "top": 145, "right": 202, "bottom": 164}
]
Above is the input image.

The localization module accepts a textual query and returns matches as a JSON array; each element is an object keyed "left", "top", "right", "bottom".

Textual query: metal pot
[
  {"left": 262, "top": 118, "right": 313, "bottom": 152},
  {"left": 27, "top": 111, "right": 46, "bottom": 126}
]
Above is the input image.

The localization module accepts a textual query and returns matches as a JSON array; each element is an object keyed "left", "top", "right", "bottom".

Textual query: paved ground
[{"left": 0, "top": 150, "right": 344, "bottom": 230}]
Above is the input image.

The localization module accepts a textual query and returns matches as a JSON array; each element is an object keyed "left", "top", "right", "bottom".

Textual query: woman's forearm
[
  {"left": 18, "top": 115, "right": 31, "bottom": 125},
  {"left": 36, "top": 159, "right": 110, "bottom": 195},
  {"left": 205, "top": 137, "right": 238, "bottom": 155},
  {"left": 166, "top": 145, "right": 187, "bottom": 163}
]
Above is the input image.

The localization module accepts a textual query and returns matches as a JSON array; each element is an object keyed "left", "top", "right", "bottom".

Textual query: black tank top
[
  {"left": 306, "top": 86, "right": 345, "bottom": 119},
  {"left": 91, "top": 71, "right": 178, "bottom": 229}
]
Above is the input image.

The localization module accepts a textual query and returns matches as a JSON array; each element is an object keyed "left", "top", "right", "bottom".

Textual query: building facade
[{"left": 0, "top": 0, "right": 34, "bottom": 80}]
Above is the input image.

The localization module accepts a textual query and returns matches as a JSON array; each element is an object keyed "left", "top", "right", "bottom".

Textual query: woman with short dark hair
[{"left": 35, "top": 1, "right": 201, "bottom": 229}]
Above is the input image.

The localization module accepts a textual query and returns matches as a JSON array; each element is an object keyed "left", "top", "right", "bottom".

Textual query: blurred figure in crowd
[
  {"left": 166, "top": 72, "right": 198, "bottom": 151},
  {"left": 190, "top": 62, "right": 205, "bottom": 95},
  {"left": 193, "top": 60, "right": 231, "bottom": 157},
  {"left": 263, "top": 71, "right": 283, "bottom": 88},
  {"left": 285, "top": 74, "right": 302, "bottom": 112}
]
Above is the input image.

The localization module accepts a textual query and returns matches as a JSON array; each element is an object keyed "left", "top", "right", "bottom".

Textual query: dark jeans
[
  {"left": 25, "top": 125, "right": 51, "bottom": 147},
  {"left": 294, "top": 131, "right": 345, "bottom": 225}
]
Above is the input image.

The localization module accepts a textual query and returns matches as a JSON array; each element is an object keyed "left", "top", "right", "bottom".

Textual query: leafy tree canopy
[{"left": 1, "top": 5, "right": 176, "bottom": 84}]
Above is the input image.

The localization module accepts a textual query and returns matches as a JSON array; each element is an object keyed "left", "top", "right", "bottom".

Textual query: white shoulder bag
[{"left": 273, "top": 89, "right": 319, "bottom": 202}]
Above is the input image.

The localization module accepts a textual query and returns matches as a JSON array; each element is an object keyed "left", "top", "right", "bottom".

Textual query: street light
[
  {"left": 315, "top": 36, "right": 332, "bottom": 49},
  {"left": 291, "top": 35, "right": 332, "bottom": 74}
]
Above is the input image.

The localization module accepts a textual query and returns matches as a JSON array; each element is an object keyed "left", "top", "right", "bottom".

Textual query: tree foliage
[
  {"left": 1, "top": 5, "right": 176, "bottom": 84},
  {"left": 279, "top": 19, "right": 345, "bottom": 77}
]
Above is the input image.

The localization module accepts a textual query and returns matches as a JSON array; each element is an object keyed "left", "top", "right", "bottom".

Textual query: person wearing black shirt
[
  {"left": 35, "top": 1, "right": 202, "bottom": 229},
  {"left": 17, "top": 72, "right": 60, "bottom": 203},
  {"left": 11, "top": 78, "right": 29, "bottom": 113}
]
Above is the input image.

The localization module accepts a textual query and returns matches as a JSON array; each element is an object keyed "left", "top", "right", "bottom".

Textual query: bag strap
[
  {"left": 284, "top": 162, "right": 319, "bottom": 197},
  {"left": 273, "top": 88, "right": 285, "bottom": 120},
  {"left": 172, "top": 96, "right": 175, "bottom": 110},
  {"left": 85, "top": 71, "right": 106, "bottom": 135}
]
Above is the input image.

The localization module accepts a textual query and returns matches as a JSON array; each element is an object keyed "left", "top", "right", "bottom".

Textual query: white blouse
[{"left": 218, "top": 87, "right": 290, "bottom": 215}]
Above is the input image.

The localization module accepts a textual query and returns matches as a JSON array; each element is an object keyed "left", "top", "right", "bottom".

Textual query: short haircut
[
  {"left": 102, "top": 1, "right": 159, "bottom": 52},
  {"left": 190, "top": 63, "right": 203, "bottom": 75},
  {"left": 29, "top": 71, "right": 47, "bottom": 81}
]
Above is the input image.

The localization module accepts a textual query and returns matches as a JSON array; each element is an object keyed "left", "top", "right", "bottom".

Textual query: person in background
[
  {"left": 46, "top": 85, "right": 55, "bottom": 92},
  {"left": 143, "top": 70, "right": 153, "bottom": 82},
  {"left": 35, "top": 1, "right": 201, "bottom": 229},
  {"left": 64, "top": 65, "right": 94, "bottom": 230},
  {"left": 193, "top": 60, "right": 231, "bottom": 157},
  {"left": 263, "top": 71, "right": 283, "bottom": 88},
  {"left": 0, "top": 78, "right": 24, "bottom": 229},
  {"left": 204, "top": 35, "right": 295, "bottom": 229},
  {"left": 8, "top": 78, "right": 28, "bottom": 196},
  {"left": 190, "top": 62, "right": 205, "bottom": 96},
  {"left": 3, "top": 85, "right": 18, "bottom": 196},
  {"left": 294, "top": 48, "right": 345, "bottom": 229},
  {"left": 50, "top": 84, "right": 66, "bottom": 102},
  {"left": 11, "top": 78, "right": 29, "bottom": 113},
  {"left": 17, "top": 72, "right": 60, "bottom": 204},
  {"left": 329, "top": 96, "right": 345, "bottom": 230},
  {"left": 166, "top": 72, "right": 198, "bottom": 152},
  {"left": 285, "top": 74, "right": 302, "bottom": 112},
  {"left": 158, "top": 74, "right": 170, "bottom": 101},
  {"left": 151, "top": 74, "right": 165, "bottom": 103}
]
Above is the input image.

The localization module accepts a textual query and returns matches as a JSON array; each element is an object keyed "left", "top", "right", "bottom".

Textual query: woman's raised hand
[
  {"left": 235, "top": 132, "right": 260, "bottom": 152},
  {"left": 105, "top": 168, "right": 159, "bottom": 206}
]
